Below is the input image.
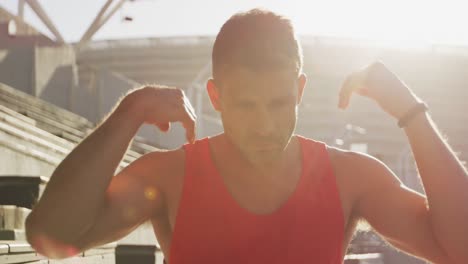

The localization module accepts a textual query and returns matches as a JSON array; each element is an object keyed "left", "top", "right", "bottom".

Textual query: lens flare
[{"left": 144, "top": 186, "right": 157, "bottom": 201}]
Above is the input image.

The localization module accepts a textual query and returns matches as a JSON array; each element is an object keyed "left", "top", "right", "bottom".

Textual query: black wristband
[{"left": 397, "top": 102, "right": 428, "bottom": 128}]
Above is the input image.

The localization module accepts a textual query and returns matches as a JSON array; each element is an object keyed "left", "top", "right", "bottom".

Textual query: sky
[{"left": 1, "top": 0, "right": 468, "bottom": 47}]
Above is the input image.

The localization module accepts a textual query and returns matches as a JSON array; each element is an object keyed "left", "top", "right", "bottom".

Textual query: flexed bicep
[{"left": 351, "top": 154, "right": 454, "bottom": 264}]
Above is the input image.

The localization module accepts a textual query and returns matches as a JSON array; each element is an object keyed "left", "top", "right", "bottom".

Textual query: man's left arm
[
  {"left": 403, "top": 107, "right": 468, "bottom": 263},
  {"left": 339, "top": 62, "right": 468, "bottom": 263}
]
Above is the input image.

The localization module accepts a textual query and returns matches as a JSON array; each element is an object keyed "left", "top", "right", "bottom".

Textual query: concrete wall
[
  {"left": 0, "top": 47, "right": 34, "bottom": 94},
  {"left": 0, "top": 45, "right": 77, "bottom": 111},
  {"left": 34, "top": 45, "right": 76, "bottom": 110}
]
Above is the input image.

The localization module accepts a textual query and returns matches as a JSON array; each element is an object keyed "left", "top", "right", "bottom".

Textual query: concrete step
[
  {"left": 0, "top": 96, "right": 91, "bottom": 136},
  {"left": 0, "top": 121, "right": 69, "bottom": 159},
  {"left": 0, "top": 240, "right": 120, "bottom": 264},
  {"left": 0, "top": 105, "right": 36, "bottom": 126},
  {"left": 0, "top": 111, "right": 75, "bottom": 150},
  {"left": 0, "top": 116, "right": 132, "bottom": 174},
  {"left": 0, "top": 131, "right": 60, "bottom": 176},
  {"left": 0, "top": 83, "right": 93, "bottom": 129},
  {"left": 131, "top": 139, "right": 160, "bottom": 154}
]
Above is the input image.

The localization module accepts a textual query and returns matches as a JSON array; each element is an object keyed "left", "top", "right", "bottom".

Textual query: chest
[
  {"left": 162, "top": 168, "right": 353, "bottom": 263},
  {"left": 153, "top": 157, "right": 357, "bottom": 262},
  {"left": 165, "top": 162, "right": 355, "bottom": 233}
]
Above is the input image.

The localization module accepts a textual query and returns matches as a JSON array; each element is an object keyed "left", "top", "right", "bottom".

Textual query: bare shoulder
[
  {"left": 134, "top": 147, "right": 186, "bottom": 189},
  {"left": 325, "top": 146, "right": 403, "bottom": 212},
  {"left": 327, "top": 146, "right": 379, "bottom": 168},
  {"left": 326, "top": 146, "right": 399, "bottom": 184},
  {"left": 139, "top": 148, "right": 185, "bottom": 173},
  {"left": 325, "top": 146, "right": 371, "bottom": 185}
]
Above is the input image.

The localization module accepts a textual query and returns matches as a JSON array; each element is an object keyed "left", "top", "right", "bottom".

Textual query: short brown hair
[{"left": 212, "top": 8, "right": 303, "bottom": 82}]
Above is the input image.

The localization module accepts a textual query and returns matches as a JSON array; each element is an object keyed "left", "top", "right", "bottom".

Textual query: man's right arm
[{"left": 24, "top": 86, "right": 196, "bottom": 259}]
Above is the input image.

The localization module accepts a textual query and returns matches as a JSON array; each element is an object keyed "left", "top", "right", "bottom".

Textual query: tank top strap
[
  {"left": 182, "top": 137, "right": 207, "bottom": 177},
  {"left": 296, "top": 135, "right": 328, "bottom": 189},
  {"left": 297, "top": 135, "right": 345, "bottom": 231},
  {"left": 180, "top": 137, "right": 212, "bottom": 200}
]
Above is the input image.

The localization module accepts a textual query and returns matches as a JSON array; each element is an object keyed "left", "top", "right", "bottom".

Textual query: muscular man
[{"left": 25, "top": 9, "right": 468, "bottom": 264}]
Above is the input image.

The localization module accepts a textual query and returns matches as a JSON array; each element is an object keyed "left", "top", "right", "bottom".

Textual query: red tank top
[{"left": 168, "top": 136, "right": 345, "bottom": 264}]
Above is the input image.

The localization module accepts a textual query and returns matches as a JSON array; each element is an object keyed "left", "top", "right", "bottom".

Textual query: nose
[{"left": 251, "top": 107, "right": 275, "bottom": 137}]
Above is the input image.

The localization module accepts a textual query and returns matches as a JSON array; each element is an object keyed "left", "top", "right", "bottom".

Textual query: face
[{"left": 207, "top": 68, "right": 306, "bottom": 166}]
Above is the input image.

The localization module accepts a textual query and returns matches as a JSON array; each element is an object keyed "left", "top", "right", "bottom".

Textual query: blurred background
[{"left": 0, "top": 1, "right": 467, "bottom": 263}]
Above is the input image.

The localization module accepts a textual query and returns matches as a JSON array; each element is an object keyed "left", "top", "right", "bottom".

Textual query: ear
[
  {"left": 207, "top": 78, "right": 222, "bottom": 112},
  {"left": 296, "top": 73, "right": 307, "bottom": 105}
]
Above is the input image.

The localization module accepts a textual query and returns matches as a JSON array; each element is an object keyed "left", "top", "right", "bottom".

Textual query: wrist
[
  {"left": 393, "top": 93, "right": 422, "bottom": 120},
  {"left": 115, "top": 95, "right": 146, "bottom": 126},
  {"left": 365, "top": 62, "right": 421, "bottom": 119},
  {"left": 403, "top": 110, "right": 430, "bottom": 132},
  {"left": 397, "top": 101, "right": 428, "bottom": 128}
]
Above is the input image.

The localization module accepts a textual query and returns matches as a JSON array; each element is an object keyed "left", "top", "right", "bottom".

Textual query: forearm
[
  {"left": 26, "top": 101, "right": 142, "bottom": 244},
  {"left": 404, "top": 112, "right": 468, "bottom": 262}
]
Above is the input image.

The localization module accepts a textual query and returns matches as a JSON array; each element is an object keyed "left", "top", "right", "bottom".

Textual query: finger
[
  {"left": 169, "top": 89, "right": 196, "bottom": 143},
  {"left": 176, "top": 103, "right": 196, "bottom": 143},
  {"left": 170, "top": 88, "right": 196, "bottom": 120},
  {"left": 183, "top": 118, "right": 196, "bottom": 144},
  {"left": 339, "top": 70, "right": 367, "bottom": 109},
  {"left": 357, "top": 87, "right": 371, "bottom": 97},
  {"left": 156, "top": 122, "right": 170, "bottom": 132}
]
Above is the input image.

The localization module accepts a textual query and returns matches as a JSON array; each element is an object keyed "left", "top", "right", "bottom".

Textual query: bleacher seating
[{"left": 0, "top": 82, "right": 159, "bottom": 170}]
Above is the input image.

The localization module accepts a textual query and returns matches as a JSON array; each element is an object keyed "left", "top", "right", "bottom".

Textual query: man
[{"left": 25, "top": 9, "right": 468, "bottom": 264}]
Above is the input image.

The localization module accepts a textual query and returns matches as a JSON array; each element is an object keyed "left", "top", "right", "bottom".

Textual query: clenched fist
[
  {"left": 119, "top": 85, "right": 197, "bottom": 143},
  {"left": 339, "top": 61, "right": 421, "bottom": 120}
]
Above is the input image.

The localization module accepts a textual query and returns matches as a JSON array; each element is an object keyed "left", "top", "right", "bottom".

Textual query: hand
[
  {"left": 119, "top": 85, "right": 197, "bottom": 143},
  {"left": 338, "top": 61, "right": 421, "bottom": 119}
]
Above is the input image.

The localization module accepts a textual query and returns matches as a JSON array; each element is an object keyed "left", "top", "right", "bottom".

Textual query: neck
[{"left": 216, "top": 134, "right": 298, "bottom": 177}]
